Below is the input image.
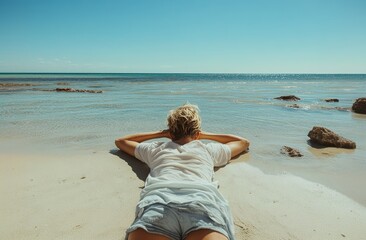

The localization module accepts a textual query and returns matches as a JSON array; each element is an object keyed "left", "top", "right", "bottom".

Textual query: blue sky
[{"left": 0, "top": 0, "right": 365, "bottom": 73}]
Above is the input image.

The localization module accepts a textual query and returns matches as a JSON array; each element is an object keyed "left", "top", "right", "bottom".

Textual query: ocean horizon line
[{"left": 0, "top": 72, "right": 366, "bottom": 75}]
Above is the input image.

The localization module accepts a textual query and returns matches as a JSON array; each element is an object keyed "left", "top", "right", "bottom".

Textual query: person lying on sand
[{"left": 115, "top": 104, "right": 250, "bottom": 240}]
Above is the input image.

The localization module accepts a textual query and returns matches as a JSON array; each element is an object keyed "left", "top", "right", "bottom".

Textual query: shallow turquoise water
[{"left": 1, "top": 73, "right": 366, "bottom": 204}]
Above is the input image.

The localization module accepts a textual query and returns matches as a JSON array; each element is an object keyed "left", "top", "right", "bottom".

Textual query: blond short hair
[{"left": 167, "top": 104, "right": 201, "bottom": 141}]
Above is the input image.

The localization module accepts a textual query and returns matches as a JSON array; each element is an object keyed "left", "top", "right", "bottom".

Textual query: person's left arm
[{"left": 115, "top": 130, "right": 170, "bottom": 157}]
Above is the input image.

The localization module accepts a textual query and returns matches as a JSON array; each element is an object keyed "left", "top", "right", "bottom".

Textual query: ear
[
  {"left": 169, "top": 131, "right": 177, "bottom": 141},
  {"left": 193, "top": 131, "right": 200, "bottom": 140}
]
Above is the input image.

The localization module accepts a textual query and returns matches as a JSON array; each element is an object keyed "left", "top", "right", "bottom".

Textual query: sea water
[{"left": 1, "top": 73, "right": 365, "bottom": 205}]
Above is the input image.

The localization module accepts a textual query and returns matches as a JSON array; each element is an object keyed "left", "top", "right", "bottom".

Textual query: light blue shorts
[{"left": 125, "top": 203, "right": 230, "bottom": 240}]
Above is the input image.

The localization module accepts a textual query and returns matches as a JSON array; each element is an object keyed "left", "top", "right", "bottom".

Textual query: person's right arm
[{"left": 198, "top": 131, "right": 250, "bottom": 158}]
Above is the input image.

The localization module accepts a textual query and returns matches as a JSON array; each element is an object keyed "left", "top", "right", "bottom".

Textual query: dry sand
[{"left": 1, "top": 149, "right": 366, "bottom": 240}]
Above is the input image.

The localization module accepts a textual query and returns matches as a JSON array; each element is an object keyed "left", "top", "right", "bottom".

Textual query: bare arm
[
  {"left": 199, "top": 131, "right": 250, "bottom": 158},
  {"left": 115, "top": 130, "right": 170, "bottom": 157}
]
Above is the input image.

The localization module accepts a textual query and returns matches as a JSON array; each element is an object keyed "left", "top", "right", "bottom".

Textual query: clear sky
[{"left": 0, "top": 0, "right": 365, "bottom": 73}]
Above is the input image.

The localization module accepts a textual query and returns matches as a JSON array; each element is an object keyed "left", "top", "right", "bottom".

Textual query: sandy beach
[
  {"left": 2, "top": 0, "right": 366, "bottom": 237},
  {"left": 1, "top": 147, "right": 366, "bottom": 240}
]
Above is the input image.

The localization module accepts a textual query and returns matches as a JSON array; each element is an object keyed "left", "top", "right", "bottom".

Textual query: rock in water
[
  {"left": 352, "top": 98, "right": 366, "bottom": 114},
  {"left": 56, "top": 88, "right": 73, "bottom": 92},
  {"left": 55, "top": 88, "right": 103, "bottom": 93},
  {"left": 325, "top": 98, "right": 339, "bottom": 102},
  {"left": 308, "top": 126, "right": 356, "bottom": 149},
  {"left": 274, "top": 95, "right": 300, "bottom": 101},
  {"left": 280, "top": 146, "right": 303, "bottom": 157}
]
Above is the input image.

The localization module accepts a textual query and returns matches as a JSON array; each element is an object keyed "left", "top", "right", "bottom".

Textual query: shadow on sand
[
  {"left": 109, "top": 149, "right": 149, "bottom": 181},
  {"left": 306, "top": 140, "right": 355, "bottom": 157},
  {"left": 307, "top": 140, "right": 328, "bottom": 149}
]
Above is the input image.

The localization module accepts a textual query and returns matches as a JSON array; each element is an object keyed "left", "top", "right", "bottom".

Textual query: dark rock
[
  {"left": 324, "top": 98, "right": 339, "bottom": 102},
  {"left": 352, "top": 98, "right": 366, "bottom": 114},
  {"left": 274, "top": 95, "right": 300, "bottom": 101},
  {"left": 56, "top": 88, "right": 74, "bottom": 92},
  {"left": 55, "top": 88, "right": 103, "bottom": 93},
  {"left": 280, "top": 146, "right": 303, "bottom": 157},
  {"left": 308, "top": 126, "right": 356, "bottom": 149}
]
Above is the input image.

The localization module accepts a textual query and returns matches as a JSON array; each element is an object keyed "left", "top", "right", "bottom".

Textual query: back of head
[{"left": 167, "top": 104, "right": 201, "bottom": 141}]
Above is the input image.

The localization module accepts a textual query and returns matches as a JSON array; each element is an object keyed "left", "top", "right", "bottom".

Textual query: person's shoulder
[
  {"left": 187, "top": 140, "right": 223, "bottom": 151},
  {"left": 186, "top": 140, "right": 224, "bottom": 147},
  {"left": 135, "top": 141, "right": 168, "bottom": 161},
  {"left": 138, "top": 141, "right": 166, "bottom": 148},
  {"left": 205, "top": 141, "right": 226, "bottom": 148},
  {"left": 205, "top": 141, "right": 230, "bottom": 154}
]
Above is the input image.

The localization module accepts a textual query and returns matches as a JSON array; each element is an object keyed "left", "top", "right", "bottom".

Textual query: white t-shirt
[
  {"left": 134, "top": 140, "right": 234, "bottom": 239},
  {"left": 135, "top": 140, "right": 231, "bottom": 184}
]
